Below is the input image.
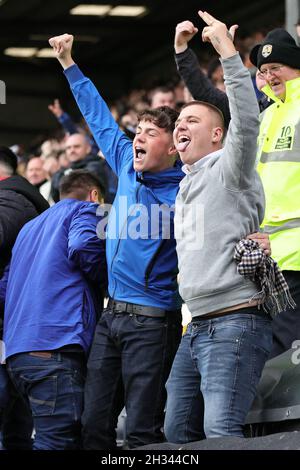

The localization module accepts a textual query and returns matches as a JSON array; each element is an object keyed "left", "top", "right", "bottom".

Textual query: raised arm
[
  {"left": 49, "top": 34, "right": 132, "bottom": 176},
  {"left": 199, "top": 11, "right": 259, "bottom": 189},
  {"left": 48, "top": 98, "right": 79, "bottom": 135},
  {"left": 48, "top": 98, "right": 100, "bottom": 154},
  {"left": 174, "top": 20, "right": 232, "bottom": 128}
]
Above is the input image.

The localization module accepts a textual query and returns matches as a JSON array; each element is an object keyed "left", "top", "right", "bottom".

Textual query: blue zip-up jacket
[
  {"left": 1, "top": 199, "right": 106, "bottom": 359},
  {"left": 64, "top": 65, "right": 184, "bottom": 309}
]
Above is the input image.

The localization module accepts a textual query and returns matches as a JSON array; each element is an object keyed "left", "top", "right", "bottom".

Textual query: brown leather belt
[
  {"left": 108, "top": 299, "right": 166, "bottom": 317},
  {"left": 192, "top": 305, "right": 263, "bottom": 322},
  {"left": 29, "top": 351, "right": 52, "bottom": 358},
  {"left": 192, "top": 310, "right": 236, "bottom": 321}
]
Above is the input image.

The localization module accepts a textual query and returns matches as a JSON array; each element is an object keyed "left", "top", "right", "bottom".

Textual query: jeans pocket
[
  {"left": 210, "top": 321, "right": 246, "bottom": 345},
  {"left": 21, "top": 374, "right": 57, "bottom": 417},
  {"left": 132, "top": 314, "right": 167, "bottom": 328},
  {"left": 252, "top": 319, "right": 273, "bottom": 356}
]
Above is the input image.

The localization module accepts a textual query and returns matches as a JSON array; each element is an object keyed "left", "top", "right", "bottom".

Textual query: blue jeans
[
  {"left": 6, "top": 351, "right": 86, "bottom": 450},
  {"left": 164, "top": 310, "right": 272, "bottom": 443},
  {"left": 82, "top": 307, "right": 182, "bottom": 449}
]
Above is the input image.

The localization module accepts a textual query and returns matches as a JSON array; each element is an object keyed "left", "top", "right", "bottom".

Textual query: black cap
[
  {"left": 250, "top": 28, "right": 300, "bottom": 70},
  {"left": 0, "top": 146, "right": 18, "bottom": 173}
]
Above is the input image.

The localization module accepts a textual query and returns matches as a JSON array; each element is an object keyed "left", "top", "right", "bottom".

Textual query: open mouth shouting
[
  {"left": 134, "top": 146, "right": 146, "bottom": 161},
  {"left": 176, "top": 135, "right": 191, "bottom": 152}
]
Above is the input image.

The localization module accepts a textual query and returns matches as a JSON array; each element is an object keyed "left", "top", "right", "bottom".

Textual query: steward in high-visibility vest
[
  {"left": 257, "top": 76, "right": 300, "bottom": 271},
  {"left": 250, "top": 29, "right": 300, "bottom": 358}
]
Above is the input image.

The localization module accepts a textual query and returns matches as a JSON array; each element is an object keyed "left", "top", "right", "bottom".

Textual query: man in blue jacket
[
  {"left": 49, "top": 33, "right": 184, "bottom": 450},
  {"left": 0, "top": 170, "right": 107, "bottom": 450}
]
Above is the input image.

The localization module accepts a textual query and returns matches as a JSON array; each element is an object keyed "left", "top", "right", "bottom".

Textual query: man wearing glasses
[{"left": 250, "top": 29, "right": 300, "bottom": 359}]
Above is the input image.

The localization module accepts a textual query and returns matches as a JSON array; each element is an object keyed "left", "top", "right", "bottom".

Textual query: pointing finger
[{"left": 198, "top": 10, "right": 217, "bottom": 26}]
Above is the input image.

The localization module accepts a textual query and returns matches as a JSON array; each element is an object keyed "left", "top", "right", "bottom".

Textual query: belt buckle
[
  {"left": 115, "top": 301, "right": 127, "bottom": 313},
  {"left": 125, "top": 303, "right": 134, "bottom": 314},
  {"left": 109, "top": 299, "right": 120, "bottom": 312}
]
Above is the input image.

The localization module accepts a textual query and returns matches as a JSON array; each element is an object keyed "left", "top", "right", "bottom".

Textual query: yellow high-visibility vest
[{"left": 257, "top": 77, "right": 300, "bottom": 271}]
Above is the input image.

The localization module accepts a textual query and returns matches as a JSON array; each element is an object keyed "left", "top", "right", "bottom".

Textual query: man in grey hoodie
[{"left": 164, "top": 11, "right": 273, "bottom": 443}]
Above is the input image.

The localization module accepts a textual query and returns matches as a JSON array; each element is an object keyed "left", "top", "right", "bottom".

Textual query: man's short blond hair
[{"left": 181, "top": 100, "right": 225, "bottom": 131}]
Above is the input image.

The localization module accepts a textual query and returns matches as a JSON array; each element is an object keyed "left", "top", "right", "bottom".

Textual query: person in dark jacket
[
  {"left": 174, "top": 20, "right": 272, "bottom": 123},
  {"left": 0, "top": 147, "right": 49, "bottom": 276},
  {"left": 0, "top": 170, "right": 107, "bottom": 450},
  {"left": 174, "top": 20, "right": 232, "bottom": 129},
  {"left": 0, "top": 145, "right": 49, "bottom": 449},
  {"left": 50, "top": 133, "right": 108, "bottom": 202}
]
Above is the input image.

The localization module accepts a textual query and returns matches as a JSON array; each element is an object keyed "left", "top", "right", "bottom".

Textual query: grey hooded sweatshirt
[{"left": 175, "top": 53, "right": 265, "bottom": 317}]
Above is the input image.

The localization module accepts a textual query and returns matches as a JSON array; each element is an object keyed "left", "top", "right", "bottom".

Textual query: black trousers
[
  {"left": 82, "top": 307, "right": 182, "bottom": 449},
  {"left": 270, "top": 270, "right": 300, "bottom": 359}
]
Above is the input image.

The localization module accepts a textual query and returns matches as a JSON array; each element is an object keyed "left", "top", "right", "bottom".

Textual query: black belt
[{"left": 108, "top": 299, "right": 166, "bottom": 317}]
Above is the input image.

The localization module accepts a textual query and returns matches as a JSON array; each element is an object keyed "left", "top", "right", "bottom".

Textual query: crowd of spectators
[
  {"left": 1, "top": 14, "right": 300, "bottom": 450},
  {"left": 8, "top": 27, "right": 288, "bottom": 202}
]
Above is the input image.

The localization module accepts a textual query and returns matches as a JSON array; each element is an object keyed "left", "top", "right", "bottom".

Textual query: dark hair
[
  {"left": 137, "top": 106, "right": 179, "bottom": 134},
  {"left": 0, "top": 146, "right": 18, "bottom": 173},
  {"left": 59, "top": 169, "right": 105, "bottom": 200},
  {"left": 151, "top": 85, "right": 174, "bottom": 96}
]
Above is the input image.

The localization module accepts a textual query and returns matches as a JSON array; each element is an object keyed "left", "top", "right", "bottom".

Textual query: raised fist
[{"left": 49, "top": 34, "right": 75, "bottom": 68}]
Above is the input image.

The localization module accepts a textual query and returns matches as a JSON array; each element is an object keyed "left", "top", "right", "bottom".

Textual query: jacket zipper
[{"left": 111, "top": 183, "right": 142, "bottom": 298}]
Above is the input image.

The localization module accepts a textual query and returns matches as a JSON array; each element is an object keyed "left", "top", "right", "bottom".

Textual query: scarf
[{"left": 234, "top": 238, "right": 296, "bottom": 316}]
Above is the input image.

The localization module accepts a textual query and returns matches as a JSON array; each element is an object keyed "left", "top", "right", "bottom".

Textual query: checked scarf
[{"left": 234, "top": 238, "right": 296, "bottom": 316}]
